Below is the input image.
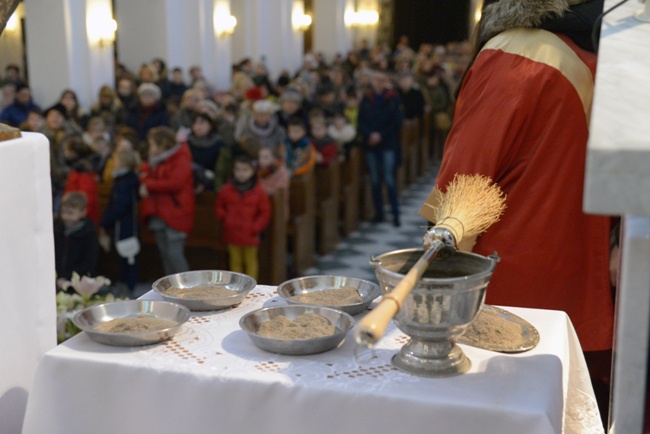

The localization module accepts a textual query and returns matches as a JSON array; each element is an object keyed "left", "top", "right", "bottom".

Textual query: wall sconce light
[
  {"left": 344, "top": 9, "right": 379, "bottom": 27},
  {"left": 214, "top": 12, "right": 237, "bottom": 38},
  {"left": 293, "top": 13, "right": 312, "bottom": 32},
  {"left": 5, "top": 12, "right": 19, "bottom": 33},
  {"left": 87, "top": 6, "right": 117, "bottom": 47}
]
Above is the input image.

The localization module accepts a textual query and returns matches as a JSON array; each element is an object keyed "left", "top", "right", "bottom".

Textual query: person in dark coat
[
  {"left": 125, "top": 83, "right": 169, "bottom": 139},
  {"left": 186, "top": 113, "right": 231, "bottom": 192},
  {"left": 169, "top": 67, "right": 189, "bottom": 100},
  {"left": 55, "top": 192, "right": 99, "bottom": 291},
  {"left": 0, "top": 83, "right": 40, "bottom": 127},
  {"left": 397, "top": 72, "right": 425, "bottom": 120},
  {"left": 117, "top": 75, "right": 139, "bottom": 114},
  {"left": 100, "top": 148, "right": 140, "bottom": 292},
  {"left": 357, "top": 69, "right": 404, "bottom": 226}
]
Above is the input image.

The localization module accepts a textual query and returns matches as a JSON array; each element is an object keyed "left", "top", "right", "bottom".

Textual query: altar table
[{"left": 22, "top": 285, "right": 603, "bottom": 434}]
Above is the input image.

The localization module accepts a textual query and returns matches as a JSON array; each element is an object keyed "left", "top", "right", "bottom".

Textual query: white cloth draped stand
[
  {"left": 23, "top": 285, "right": 602, "bottom": 434},
  {"left": 0, "top": 132, "right": 56, "bottom": 434}
]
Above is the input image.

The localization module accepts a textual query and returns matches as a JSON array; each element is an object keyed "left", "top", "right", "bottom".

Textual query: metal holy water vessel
[{"left": 370, "top": 248, "right": 498, "bottom": 377}]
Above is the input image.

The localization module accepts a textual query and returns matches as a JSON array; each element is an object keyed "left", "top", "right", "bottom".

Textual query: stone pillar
[
  {"left": 231, "top": 0, "right": 303, "bottom": 80},
  {"left": 353, "top": 0, "right": 379, "bottom": 49},
  {"left": 23, "top": 0, "right": 115, "bottom": 108},
  {"left": 114, "top": 0, "right": 169, "bottom": 76},
  {"left": 0, "top": 3, "right": 24, "bottom": 76},
  {"left": 115, "top": 0, "right": 232, "bottom": 94},
  {"left": 312, "top": 0, "right": 354, "bottom": 62},
  {"left": 209, "top": 0, "right": 234, "bottom": 91}
]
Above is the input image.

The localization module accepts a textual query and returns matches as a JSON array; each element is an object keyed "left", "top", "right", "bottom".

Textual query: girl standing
[{"left": 140, "top": 126, "right": 195, "bottom": 275}]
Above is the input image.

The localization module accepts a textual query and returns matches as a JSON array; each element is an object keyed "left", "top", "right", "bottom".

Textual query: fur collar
[{"left": 478, "top": 0, "right": 589, "bottom": 47}]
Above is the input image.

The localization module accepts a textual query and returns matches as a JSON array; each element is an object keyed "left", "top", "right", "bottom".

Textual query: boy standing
[
  {"left": 215, "top": 155, "right": 271, "bottom": 281},
  {"left": 55, "top": 192, "right": 99, "bottom": 291}
]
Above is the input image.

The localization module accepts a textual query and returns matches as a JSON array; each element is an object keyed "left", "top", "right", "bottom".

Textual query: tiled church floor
[{"left": 302, "top": 166, "right": 439, "bottom": 284}]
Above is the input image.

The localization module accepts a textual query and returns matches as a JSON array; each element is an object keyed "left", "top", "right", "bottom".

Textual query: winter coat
[
  {"left": 64, "top": 167, "right": 100, "bottom": 225},
  {"left": 101, "top": 171, "right": 139, "bottom": 240},
  {"left": 0, "top": 100, "right": 40, "bottom": 127},
  {"left": 398, "top": 86, "right": 426, "bottom": 120},
  {"left": 310, "top": 135, "right": 339, "bottom": 166},
  {"left": 283, "top": 137, "right": 316, "bottom": 177},
  {"left": 54, "top": 217, "right": 98, "bottom": 281},
  {"left": 215, "top": 179, "right": 271, "bottom": 246},
  {"left": 357, "top": 89, "right": 403, "bottom": 153},
  {"left": 125, "top": 101, "right": 169, "bottom": 139},
  {"left": 140, "top": 143, "right": 195, "bottom": 234}
]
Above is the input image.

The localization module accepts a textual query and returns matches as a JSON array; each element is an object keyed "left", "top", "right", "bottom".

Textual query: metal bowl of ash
[
  {"left": 239, "top": 305, "right": 355, "bottom": 355},
  {"left": 277, "top": 275, "right": 380, "bottom": 315},
  {"left": 152, "top": 270, "right": 257, "bottom": 311},
  {"left": 72, "top": 300, "right": 190, "bottom": 346}
]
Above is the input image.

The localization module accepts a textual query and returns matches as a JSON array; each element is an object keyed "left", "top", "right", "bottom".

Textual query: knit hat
[
  {"left": 252, "top": 99, "right": 279, "bottom": 114},
  {"left": 244, "top": 86, "right": 263, "bottom": 101},
  {"left": 279, "top": 89, "right": 303, "bottom": 104},
  {"left": 197, "top": 99, "right": 220, "bottom": 120},
  {"left": 137, "top": 83, "right": 162, "bottom": 100}
]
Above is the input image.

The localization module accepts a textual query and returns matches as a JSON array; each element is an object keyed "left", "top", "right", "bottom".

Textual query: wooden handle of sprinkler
[{"left": 355, "top": 242, "right": 443, "bottom": 348}]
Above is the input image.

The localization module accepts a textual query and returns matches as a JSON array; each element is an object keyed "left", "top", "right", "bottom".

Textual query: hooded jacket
[
  {"left": 140, "top": 143, "right": 195, "bottom": 234},
  {"left": 423, "top": 0, "right": 613, "bottom": 352},
  {"left": 215, "top": 177, "right": 271, "bottom": 246}
]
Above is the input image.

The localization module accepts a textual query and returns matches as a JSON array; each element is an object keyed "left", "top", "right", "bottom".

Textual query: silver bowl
[
  {"left": 72, "top": 300, "right": 190, "bottom": 346},
  {"left": 152, "top": 270, "right": 256, "bottom": 311},
  {"left": 277, "top": 275, "right": 380, "bottom": 315},
  {"left": 371, "top": 248, "right": 498, "bottom": 377},
  {"left": 239, "top": 305, "right": 355, "bottom": 355}
]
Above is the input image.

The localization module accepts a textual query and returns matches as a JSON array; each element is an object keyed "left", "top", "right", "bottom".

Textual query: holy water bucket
[{"left": 370, "top": 248, "right": 498, "bottom": 377}]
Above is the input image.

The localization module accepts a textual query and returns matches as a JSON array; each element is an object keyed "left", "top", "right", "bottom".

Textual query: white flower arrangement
[{"left": 56, "top": 272, "right": 122, "bottom": 343}]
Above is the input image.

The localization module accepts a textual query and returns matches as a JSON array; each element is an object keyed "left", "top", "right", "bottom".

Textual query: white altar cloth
[
  {"left": 0, "top": 132, "right": 56, "bottom": 434},
  {"left": 22, "top": 286, "right": 603, "bottom": 434}
]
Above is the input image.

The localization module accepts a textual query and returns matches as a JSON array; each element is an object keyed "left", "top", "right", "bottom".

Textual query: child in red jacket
[
  {"left": 140, "top": 126, "right": 195, "bottom": 275},
  {"left": 62, "top": 134, "right": 100, "bottom": 225},
  {"left": 216, "top": 154, "right": 271, "bottom": 281},
  {"left": 309, "top": 115, "right": 339, "bottom": 166}
]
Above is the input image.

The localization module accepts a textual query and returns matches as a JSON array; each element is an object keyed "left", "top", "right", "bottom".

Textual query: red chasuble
[{"left": 430, "top": 29, "right": 613, "bottom": 352}]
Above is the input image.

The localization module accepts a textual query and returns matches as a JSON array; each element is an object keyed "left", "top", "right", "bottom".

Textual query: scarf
[
  {"left": 187, "top": 131, "right": 221, "bottom": 149},
  {"left": 247, "top": 116, "right": 278, "bottom": 138}
]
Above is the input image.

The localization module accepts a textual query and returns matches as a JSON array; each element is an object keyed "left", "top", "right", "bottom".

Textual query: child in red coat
[
  {"left": 62, "top": 134, "right": 100, "bottom": 225},
  {"left": 216, "top": 154, "right": 271, "bottom": 281},
  {"left": 140, "top": 126, "right": 195, "bottom": 275}
]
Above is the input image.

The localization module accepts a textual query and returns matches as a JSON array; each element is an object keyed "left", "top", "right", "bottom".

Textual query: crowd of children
[{"left": 0, "top": 39, "right": 467, "bottom": 294}]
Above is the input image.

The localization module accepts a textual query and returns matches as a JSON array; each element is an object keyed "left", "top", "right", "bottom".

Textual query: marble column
[
  {"left": 115, "top": 0, "right": 232, "bottom": 94},
  {"left": 231, "top": 0, "right": 303, "bottom": 80},
  {"left": 583, "top": 0, "right": 650, "bottom": 431},
  {"left": 0, "top": 1, "right": 22, "bottom": 73},
  {"left": 312, "top": 0, "right": 354, "bottom": 62},
  {"left": 23, "top": 0, "right": 115, "bottom": 108}
]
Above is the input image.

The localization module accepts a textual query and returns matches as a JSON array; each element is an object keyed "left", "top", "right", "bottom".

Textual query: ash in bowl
[{"left": 257, "top": 313, "right": 337, "bottom": 339}]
